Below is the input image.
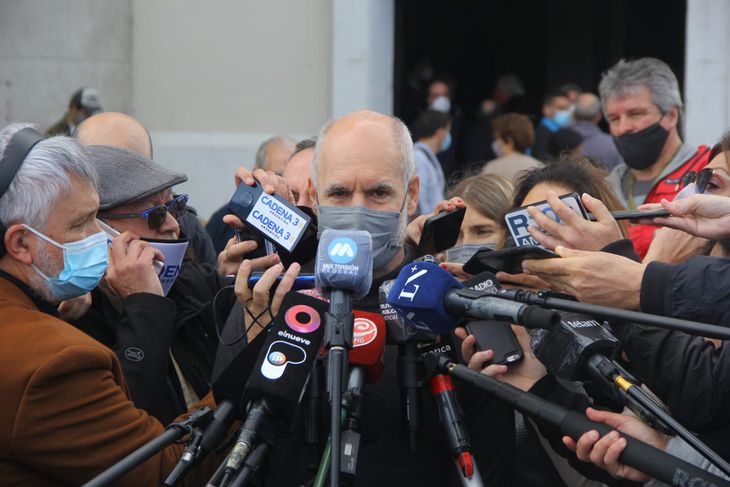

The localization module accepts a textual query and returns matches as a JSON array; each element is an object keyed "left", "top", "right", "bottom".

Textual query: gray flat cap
[{"left": 87, "top": 145, "right": 188, "bottom": 210}]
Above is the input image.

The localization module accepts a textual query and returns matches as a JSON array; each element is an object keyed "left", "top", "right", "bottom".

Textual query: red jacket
[{"left": 628, "top": 145, "right": 711, "bottom": 258}]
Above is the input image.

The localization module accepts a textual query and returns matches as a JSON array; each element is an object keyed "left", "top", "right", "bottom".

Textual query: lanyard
[{"left": 626, "top": 147, "right": 681, "bottom": 209}]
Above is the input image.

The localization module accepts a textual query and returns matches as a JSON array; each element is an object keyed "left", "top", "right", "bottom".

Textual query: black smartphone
[
  {"left": 463, "top": 245, "right": 558, "bottom": 275},
  {"left": 416, "top": 207, "right": 466, "bottom": 256},
  {"left": 235, "top": 228, "right": 273, "bottom": 260},
  {"left": 228, "top": 179, "right": 312, "bottom": 255},
  {"left": 247, "top": 272, "right": 316, "bottom": 291},
  {"left": 588, "top": 209, "right": 671, "bottom": 221},
  {"left": 465, "top": 320, "right": 523, "bottom": 366}
]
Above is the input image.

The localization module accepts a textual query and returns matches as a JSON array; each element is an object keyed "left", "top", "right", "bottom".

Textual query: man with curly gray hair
[{"left": 599, "top": 57, "right": 711, "bottom": 258}]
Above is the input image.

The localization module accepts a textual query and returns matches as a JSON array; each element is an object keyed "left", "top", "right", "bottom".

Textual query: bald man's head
[
  {"left": 311, "top": 110, "right": 415, "bottom": 192},
  {"left": 75, "top": 112, "right": 153, "bottom": 158},
  {"left": 574, "top": 93, "right": 602, "bottom": 123}
]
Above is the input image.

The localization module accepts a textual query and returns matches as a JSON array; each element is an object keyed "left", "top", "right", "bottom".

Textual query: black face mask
[{"left": 613, "top": 121, "right": 670, "bottom": 170}]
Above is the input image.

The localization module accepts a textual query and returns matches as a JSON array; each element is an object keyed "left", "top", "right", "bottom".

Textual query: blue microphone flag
[{"left": 386, "top": 261, "right": 463, "bottom": 334}]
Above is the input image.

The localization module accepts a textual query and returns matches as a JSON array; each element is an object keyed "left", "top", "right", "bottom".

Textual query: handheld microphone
[
  {"left": 380, "top": 279, "right": 438, "bottom": 344},
  {"left": 378, "top": 280, "right": 429, "bottom": 452},
  {"left": 314, "top": 229, "right": 373, "bottom": 487},
  {"left": 240, "top": 291, "right": 327, "bottom": 418},
  {"left": 315, "top": 229, "right": 373, "bottom": 300},
  {"left": 349, "top": 310, "right": 387, "bottom": 384},
  {"left": 386, "top": 261, "right": 560, "bottom": 333},
  {"left": 340, "top": 311, "right": 386, "bottom": 478},
  {"left": 218, "top": 291, "right": 327, "bottom": 483},
  {"left": 529, "top": 312, "right": 620, "bottom": 382}
]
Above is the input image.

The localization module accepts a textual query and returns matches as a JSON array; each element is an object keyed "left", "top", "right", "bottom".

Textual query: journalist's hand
[
  {"left": 527, "top": 192, "right": 623, "bottom": 251},
  {"left": 217, "top": 235, "right": 281, "bottom": 276},
  {"left": 642, "top": 227, "right": 712, "bottom": 264},
  {"left": 58, "top": 292, "right": 93, "bottom": 321},
  {"left": 562, "top": 407, "right": 668, "bottom": 483},
  {"left": 522, "top": 246, "right": 645, "bottom": 309},
  {"left": 406, "top": 197, "right": 466, "bottom": 248},
  {"left": 638, "top": 193, "right": 730, "bottom": 240},
  {"left": 105, "top": 232, "right": 164, "bottom": 298}
]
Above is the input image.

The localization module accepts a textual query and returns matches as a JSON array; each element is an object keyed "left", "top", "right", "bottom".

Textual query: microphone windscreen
[
  {"left": 379, "top": 279, "right": 438, "bottom": 344},
  {"left": 350, "top": 310, "right": 386, "bottom": 383},
  {"left": 242, "top": 291, "right": 328, "bottom": 425},
  {"left": 462, "top": 271, "right": 502, "bottom": 294},
  {"left": 530, "top": 312, "right": 620, "bottom": 381},
  {"left": 386, "top": 261, "right": 463, "bottom": 334},
  {"left": 315, "top": 229, "right": 373, "bottom": 299}
]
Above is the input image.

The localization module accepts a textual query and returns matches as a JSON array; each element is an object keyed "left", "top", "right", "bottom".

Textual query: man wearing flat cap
[
  {"left": 71, "top": 145, "right": 300, "bottom": 424},
  {"left": 69, "top": 145, "right": 224, "bottom": 424}
]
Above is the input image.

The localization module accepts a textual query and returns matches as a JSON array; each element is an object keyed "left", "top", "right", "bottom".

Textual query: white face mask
[
  {"left": 429, "top": 96, "right": 451, "bottom": 113},
  {"left": 141, "top": 238, "right": 189, "bottom": 295}
]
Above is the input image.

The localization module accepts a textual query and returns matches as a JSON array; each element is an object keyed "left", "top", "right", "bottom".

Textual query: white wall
[
  {"left": 684, "top": 0, "right": 730, "bottom": 147},
  {"left": 0, "top": 0, "right": 132, "bottom": 130},
  {"left": 133, "top": 0, "right": 395, "bottom": 221},
  {"left": 132, "top": 0, "right": 334, "bottom": 220}
]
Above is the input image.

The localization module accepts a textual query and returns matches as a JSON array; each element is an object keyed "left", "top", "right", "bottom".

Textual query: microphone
[
  {"left": 164, "top": 401, "right": 236, "bottom": 486},
  {"left": 430, "top": 374, "right": 475, "bottom": 479},
  {"left": 315, "top": 229, "right": 373, "bottom": 300},
  {"left": 218, "top": 291, "right": 328, "bottom": 484},
  {"left": 314, "top": 229, "right": 373, "bottom": 487},
  {"left": 386, "top": 261, "right": 560, "bottom": 333},
  {"left": 349, "top": 310, "right": 387, "bottom": 384},
  {"left": 529, "top": 312, "right": 620, "bottom": 382},
  {"left": 415, "top": 337, "right": 476, "bottom": 478},
  {"left": 340, "top": 311, "right": 386, "bottom": 478}
]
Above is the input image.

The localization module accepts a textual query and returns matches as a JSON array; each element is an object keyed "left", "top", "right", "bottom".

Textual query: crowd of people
[{"left": 0, "top": 55, "right": 728, "bottom": 486}]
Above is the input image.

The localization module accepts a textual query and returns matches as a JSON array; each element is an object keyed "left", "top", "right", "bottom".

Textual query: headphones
[{"left": 0, "top": 128, "right": 44, "bottom": 257}]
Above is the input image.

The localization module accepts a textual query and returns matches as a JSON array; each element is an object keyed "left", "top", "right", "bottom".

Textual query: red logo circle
[{"left": 352, "top": 318, "right": 378, "bottom": 347}]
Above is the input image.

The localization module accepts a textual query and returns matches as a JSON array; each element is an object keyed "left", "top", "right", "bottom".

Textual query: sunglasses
[
  {"left": 682, "top": 168, "right": 730, "bottom": 195},
  {"left": 99, "top": 194, "right": 189, "bottom": 231}
]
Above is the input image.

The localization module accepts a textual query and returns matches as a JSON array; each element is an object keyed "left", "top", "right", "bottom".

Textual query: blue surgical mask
[
  {"left": 440, "top": 132, "right": 452, "bottom": 153},
  {"left": 24, "top": 225, "right": 109, "bottom": 301},
  {"left": 553, "top": 109, "right": 573, "bottom": 128},
  {"left": 491, "top": 140, "right": 504, "bottom": 158}
]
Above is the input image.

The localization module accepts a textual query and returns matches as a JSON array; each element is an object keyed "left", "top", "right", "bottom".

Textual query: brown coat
[{"left": 0, "top": 277, "right": 220, "bottom": 486}]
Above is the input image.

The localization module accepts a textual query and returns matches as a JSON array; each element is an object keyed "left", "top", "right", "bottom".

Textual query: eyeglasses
[{"left": 99, "top": 194, "right": 189, "bottom": 230}]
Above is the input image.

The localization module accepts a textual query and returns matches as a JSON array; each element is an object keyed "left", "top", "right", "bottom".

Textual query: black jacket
[
  {"left": 260, "top": 250, "right": 515, "bottom": 486},
  {"left": 601, "top": 240, "right": 730, "bottom": 459},
  {"left": 73, "top": 261, "right": 234, "bottom": 424}
]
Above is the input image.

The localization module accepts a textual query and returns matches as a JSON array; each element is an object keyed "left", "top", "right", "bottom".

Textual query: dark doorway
[{"left": 394, "top": 0, "right": 687, "bottom": 169}]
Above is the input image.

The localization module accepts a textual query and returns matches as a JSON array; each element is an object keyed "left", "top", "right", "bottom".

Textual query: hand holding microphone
[{"left": 563, "top": 407, "right": 669, "bottom": 484}]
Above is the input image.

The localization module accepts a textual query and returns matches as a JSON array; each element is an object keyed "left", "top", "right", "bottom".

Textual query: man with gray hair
[
  {"left": 0, "top": 124, "right": 230, "bottom": 484},
  {"left": 231, "top": 110, "right": 511, "bottom": 486},
  {"left": 254, "top": 135, "right": 296, "bottom": 175},
  {"left": 572, "top": 92, "right": 623, "bottom": 171},
  {"left": 600, "top": 57, "right": 711, "bottom": 258}
]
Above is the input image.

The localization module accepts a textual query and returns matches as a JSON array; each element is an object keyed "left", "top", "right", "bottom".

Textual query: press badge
[{"left": 503, "top": 192, "right": 588, "bottom": 248}]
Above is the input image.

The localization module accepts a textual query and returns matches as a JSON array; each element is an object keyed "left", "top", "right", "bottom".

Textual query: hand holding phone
[
  {"left": 228, "top": 179, "right": 312, "bottom": 254},
  {"left": 513, "top": 191, "right": 625, "bottom": 252},
  {"left": 97, "top": 219, "right": 164, "bottom": 274},
  {"left": 465, "top": 320, "right": 523, "bottom": 366},
  {"left": 463, "top": 245, "right": 558, "bottom": 275},
  {"left": 504, "top": 192, "right": 588, "bottom": 249},
  {"left": 416, "top": 207, "right": 466, "bottom": 256}
]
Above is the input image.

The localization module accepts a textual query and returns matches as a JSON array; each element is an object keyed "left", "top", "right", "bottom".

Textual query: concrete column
[
  {"left": 684, "top": 0, "right": 730, "bottom": 147},
  {"left": 331, "top": 0, "right": 394, "bottom": 117}
]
